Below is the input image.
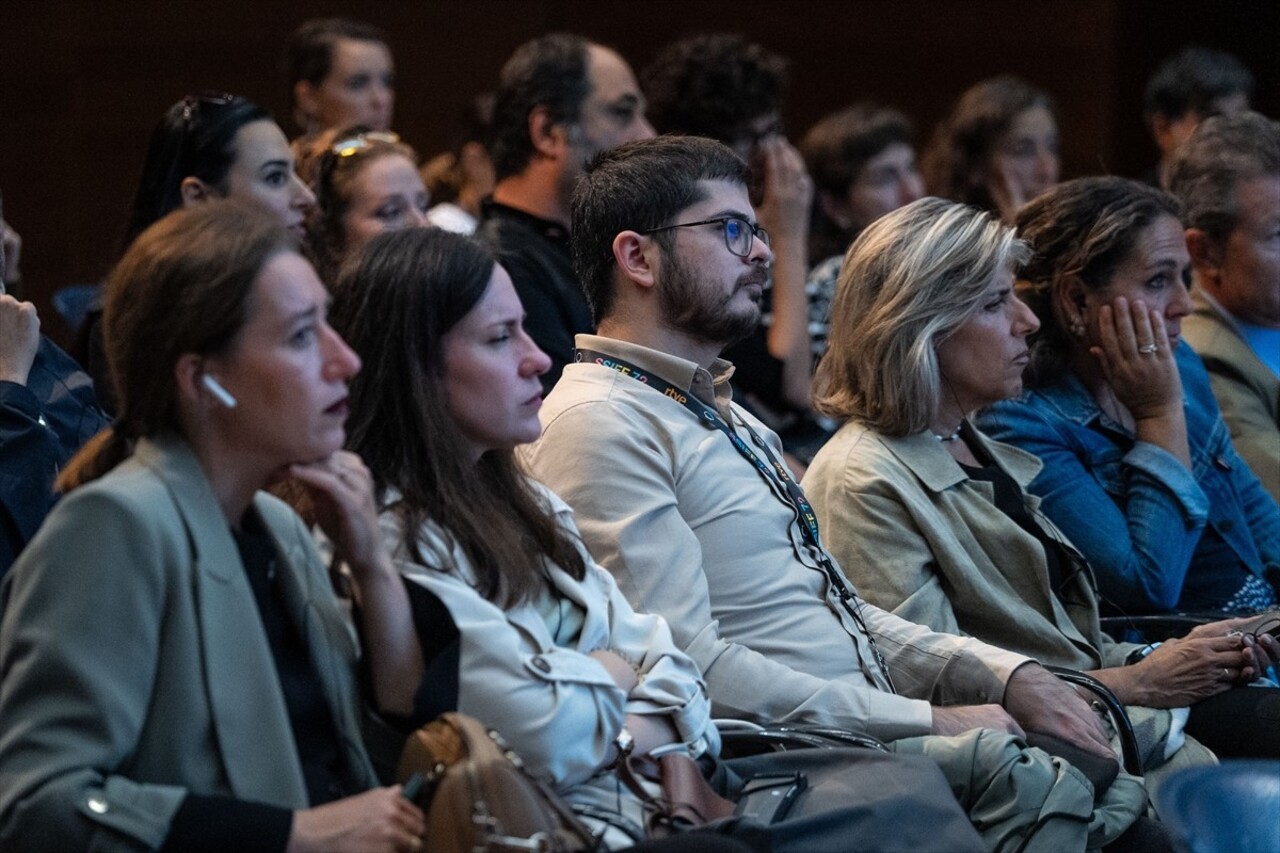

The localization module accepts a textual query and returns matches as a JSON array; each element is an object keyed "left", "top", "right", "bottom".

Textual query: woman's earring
[{"left": 1068, "top": 316, "right": 1086, "bottom": 337}]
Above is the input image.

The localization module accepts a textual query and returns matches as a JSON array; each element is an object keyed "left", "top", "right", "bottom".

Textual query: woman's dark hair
[
  {"left": 60, "top": 202, "right": 295, "bottom": 491},
  {"left": 1016, "top": 176, "right": 1182, "bottom": 387},
  {"left": 294, "top": 124, "right": 418, "bottom": 286},
  {"left": 331, "top": 228, "right": 586, "bottom": 606},
  {"left": 124, "top": 94, "right": 271, "bottom": 247},
  {"left": 921, "top": 76, "right": 1053, "bottom": 212}
]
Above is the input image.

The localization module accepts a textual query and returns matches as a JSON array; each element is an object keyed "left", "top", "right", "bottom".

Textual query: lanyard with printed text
[{"left": 576, "top": 348, "right": 895, "bottom": 691}]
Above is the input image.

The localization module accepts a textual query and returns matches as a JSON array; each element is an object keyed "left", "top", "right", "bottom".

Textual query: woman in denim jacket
[{"left": 977, "top": 177, "right": 1280, "bottom": 615}]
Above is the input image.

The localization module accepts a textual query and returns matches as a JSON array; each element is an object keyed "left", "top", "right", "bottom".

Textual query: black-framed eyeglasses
[{"left": 640, "top": 216, "right": 770, "bottom": 258}]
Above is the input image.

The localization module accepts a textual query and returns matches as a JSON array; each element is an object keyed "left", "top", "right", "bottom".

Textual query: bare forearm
[
  {"left": 763, "top": 236, "right": 813, "bottom": 411},
  {"left": 352, "top": 558, "right": 424, "bottom": 716},
  {"left": 1086, "top": 667, "right": 1151, "bottom": 708},
  {"left": 626, "top": 712, "right": 681, "bottom": 756}
]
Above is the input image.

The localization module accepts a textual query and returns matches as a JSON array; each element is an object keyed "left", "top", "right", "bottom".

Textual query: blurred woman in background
[{"left": 922, "top": 76, "right": 1060, "bottom": 223}]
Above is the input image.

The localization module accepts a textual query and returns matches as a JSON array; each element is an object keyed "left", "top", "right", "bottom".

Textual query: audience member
[
  {"left": 1141, "top": 46, "right": 1254, "bottom": 190},
  {"left": 922, "top": 75, "right": 1060, "bottom": 223},
  {"left": 1169, "top": 111, "right": 1280, "bottom": 501},
  {"left": 803, "top": 196, "right": 1278, "bottom": 770},
  {"left": 295, "top": 127, "right": 428, "bottom": 286},
  {"left": 643, "top": 35, "right": 816, "bottom": 450},
  {"left": 523, "top": 135, "right": 1146, "bottom": 851},
  {"left": 330, "top": 226, "right": 984, "bottom": 852},
  {"left": 0, "top": 197, "right": 108, "bottom": 577},
  {"left": 478, "top": 33, "right": 654, "bottom": 391},
  {"left": 82, "top": 93, "right": 315, "bottom": 413},
  {"left": 421, "top": 94, "right": 495, "bottom": 234},
  {"left": 0, "top": 202, "right": 424, "bottom": 852},
  {"left": 801, "top": 103, "right": 924, "bottom": 360},
  {"left": 283, "top": 18, "right": 395, "bottom": 137},
  {"left": 977, "top": 177, "right": 1280, "bottom": 614}
]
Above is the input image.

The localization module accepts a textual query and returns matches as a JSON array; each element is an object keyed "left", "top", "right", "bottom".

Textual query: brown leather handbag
[
  {"left": 396, "top": 712, "right": 601, "bottom": 852},
  {"left": 615, "top": 750, "right": 736, "bottom": 837}
]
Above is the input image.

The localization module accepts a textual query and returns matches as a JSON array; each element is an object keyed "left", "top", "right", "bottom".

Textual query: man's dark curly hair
[{"left": 641, "top": 33, "right": 787, "bottom": 143}]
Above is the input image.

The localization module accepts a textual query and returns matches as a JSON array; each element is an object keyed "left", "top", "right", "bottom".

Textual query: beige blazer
[
  {"left": 1184, "top": 288, "right": 1280, "bottom": 502},
  {"left": 803, "top": 422, "right": 1135, "bottom": 673},
  {"left": 0, "top": 434, "right": 377, "bottom": 852}
]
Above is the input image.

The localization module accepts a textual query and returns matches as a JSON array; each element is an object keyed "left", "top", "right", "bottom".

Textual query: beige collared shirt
[{"left": 521, "top": 335, "right": 1029, "bottom": 741}]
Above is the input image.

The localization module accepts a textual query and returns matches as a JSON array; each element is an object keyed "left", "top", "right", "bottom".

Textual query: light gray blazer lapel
[{"left": 138, "top": 437, "right": 309, "bottom": 807}]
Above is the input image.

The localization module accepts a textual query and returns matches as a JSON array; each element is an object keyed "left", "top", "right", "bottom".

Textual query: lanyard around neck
[{"left": 575, "top": 347, "right": 896, "bottom": 691}]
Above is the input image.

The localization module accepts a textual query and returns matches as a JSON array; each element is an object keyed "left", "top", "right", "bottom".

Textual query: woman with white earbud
[{"left": 0, "top": 201, "right": 427, "bottom": 852}]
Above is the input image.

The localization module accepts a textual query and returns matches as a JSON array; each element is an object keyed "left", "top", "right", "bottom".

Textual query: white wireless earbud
[{"left": 201, "top": 374, "right": 238, "bottom": 408}]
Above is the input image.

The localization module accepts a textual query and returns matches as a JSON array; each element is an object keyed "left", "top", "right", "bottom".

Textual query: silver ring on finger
[
  {"left": 1138, "top": 343, "right": 1158, "bottom": 355},
  {"left": 1223, "top": 667, "right": 1232, "bottom": 680}
]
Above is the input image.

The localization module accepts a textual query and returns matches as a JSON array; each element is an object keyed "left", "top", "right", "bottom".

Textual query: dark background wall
[{"left": 4, "top": 0, "right": 1276, "bottom": 348}]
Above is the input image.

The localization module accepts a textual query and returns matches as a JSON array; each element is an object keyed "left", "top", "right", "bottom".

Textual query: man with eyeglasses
[
  {"left": 478, "top": 33, "right": 654, "bottom": 391},
  {"left": 522, "top": 136, "right": 1148, "bottom": 850},
  {"left": 642, "top": 35, "right": 819, "bottom": 467}
]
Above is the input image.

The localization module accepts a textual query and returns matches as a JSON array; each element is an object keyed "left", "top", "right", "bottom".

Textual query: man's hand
[
  {"left": 931, "top": 704, "right": 1025, "bottom": 738},
  {"left": 752, "top": 137, "right": 812, "bottom": 242},
  {"left": 1003, "top": 663, "right": 1115, "bottom": 759},
  {"left": 0, "top": 295, "right": 40, "bottom": 385}
]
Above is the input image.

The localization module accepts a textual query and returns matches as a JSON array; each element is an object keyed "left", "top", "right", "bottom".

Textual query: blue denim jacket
[{"left": 977, "top": 343, "right": 1280, "bottom": 613}]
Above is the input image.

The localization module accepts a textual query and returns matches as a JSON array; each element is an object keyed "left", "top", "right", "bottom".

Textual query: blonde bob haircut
[{"left": 815, "top": 196, "right": 1029, "bottom": 436}]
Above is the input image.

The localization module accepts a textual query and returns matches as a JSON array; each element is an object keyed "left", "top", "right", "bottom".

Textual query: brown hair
[
  {"left": 921, "top": 76, "right": 1053, "bottom": 212},
  {"left": 331, "top": 228, "right": 586, "bottom": 606},
  {"left": 1015, "top": 177, "right": 1182, "bottom": 387},
  {"left": 294, "top": 125, "right": 418, "bottom": 285},
  {"left": 58, "top": 202, "right": 295, "bottom": 491}
]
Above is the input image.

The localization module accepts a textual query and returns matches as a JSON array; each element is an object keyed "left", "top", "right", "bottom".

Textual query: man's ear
[
  {"left": 179, "top": 177, "right": 215, "bottom": 206},
  {"left": 1185, "top": 228, "right": 1224, "bottom": 277},
  {"left": 528, "top": 105, "right": 566, "bottom": 160},
  {"left": 612, "top": 230, "right": 658, "bottom": 291}
]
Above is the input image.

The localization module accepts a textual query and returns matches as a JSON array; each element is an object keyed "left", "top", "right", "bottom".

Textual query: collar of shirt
[
  {"left": 481, "top": 198, "right": 570, "bottom": 245},
  {"left": 573, "top": 333, "right": 738, "bottom": 419},
  {"left": 1198, "top": 286, "right": 1280, "bottom": 378},
  {"left": 873, "top": 424, "right": 1044, "bottom": 495}
]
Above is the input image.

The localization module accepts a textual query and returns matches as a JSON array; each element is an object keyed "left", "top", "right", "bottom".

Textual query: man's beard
[{"left": 659, "top": 251, "right": 767, "bottom": 348}]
